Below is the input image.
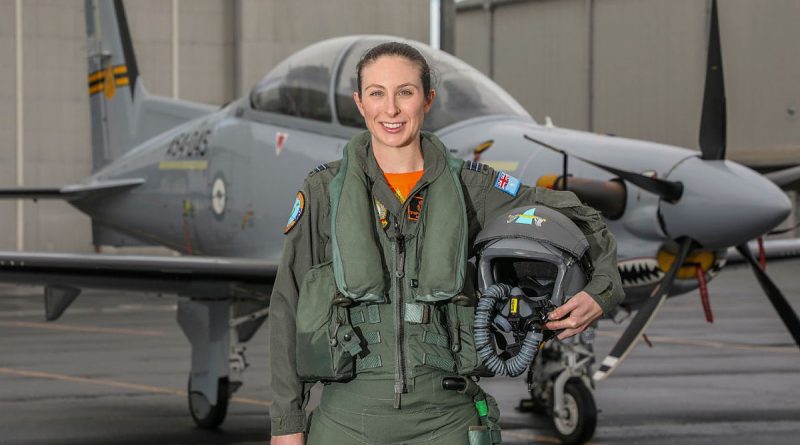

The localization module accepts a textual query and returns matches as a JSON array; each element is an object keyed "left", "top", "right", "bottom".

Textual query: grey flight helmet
[{"left": 475, "top": 205, "right": 591, "bottom": 306}]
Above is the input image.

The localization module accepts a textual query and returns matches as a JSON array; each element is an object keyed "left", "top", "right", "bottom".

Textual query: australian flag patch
[{"left": 494, "top": 171, "right": 521, "bottom": 197}]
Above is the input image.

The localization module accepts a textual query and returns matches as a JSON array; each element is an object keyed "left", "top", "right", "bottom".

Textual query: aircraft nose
[{"left": 659, "top": 158, "right": 791, "bottom": 249}]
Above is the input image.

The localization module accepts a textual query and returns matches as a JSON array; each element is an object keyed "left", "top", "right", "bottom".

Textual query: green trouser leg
[
  {"left": 306, "top": 373, "right": 499, "bottom": 445},
  {"left": 307, "top": 402, "right": 479, "bottom": 445}
]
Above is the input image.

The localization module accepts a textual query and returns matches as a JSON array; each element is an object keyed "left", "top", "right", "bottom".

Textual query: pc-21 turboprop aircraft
[{"left": 1, "top": 0, "right": 799, "bottom": 443}]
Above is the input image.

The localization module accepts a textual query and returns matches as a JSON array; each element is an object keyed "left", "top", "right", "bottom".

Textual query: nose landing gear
[
  {"left": 520, "top": 335, "right": 598, "bottom": 445},
  {"left": 552, "top": 378, "right": 596, "bottom": 445},
  {"left": 188, "top": 377, "right": 230, "bottom": 429}
]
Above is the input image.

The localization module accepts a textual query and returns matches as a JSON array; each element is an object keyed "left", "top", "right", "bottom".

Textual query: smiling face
[{"left": 353, "top": 55, "right": 435, "bottom": 153}]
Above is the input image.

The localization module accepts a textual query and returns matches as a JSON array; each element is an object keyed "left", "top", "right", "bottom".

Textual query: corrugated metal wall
[{"left": 455, "top": 0, "right": 800, "bottom": 166}]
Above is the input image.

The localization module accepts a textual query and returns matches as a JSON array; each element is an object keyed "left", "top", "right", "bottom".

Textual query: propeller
[
  {"left": 544, "top": 0, "right": 795, "bottom": 382},
  {"left": 523, "top": 134, "right": 684, "bottom": 203},
  {"left": 699, "top": 0, "right": 727, "bottom": 160},
  {"left": 593, "top": 238, "right": 694, "bottom": 381},
  {"left": 735, "top": 243, "right": 800, "bottom": 349}
]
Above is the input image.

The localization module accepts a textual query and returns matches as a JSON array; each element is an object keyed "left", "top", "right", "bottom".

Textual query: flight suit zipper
[
  {"left": 393, "top": 226, "right": 407, "bottom": 409},
  {"left": 390, "top": 181, "right": 426, "bottom": 409}
]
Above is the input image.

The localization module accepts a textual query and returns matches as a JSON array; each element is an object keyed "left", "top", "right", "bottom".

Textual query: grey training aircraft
[{"left": 1, "top": 1, "right": 799, "bottom": 443}]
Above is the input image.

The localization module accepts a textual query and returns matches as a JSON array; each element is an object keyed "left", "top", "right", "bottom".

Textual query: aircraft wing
[
  {"left": 765, "top": 164, "right": 800, "bottom": 191},
  {"left": 0, "top": 178, "right": 145, "bottom": 201},
  {"left": 0, "top": 251, "right": 278, "bottom": 320}
]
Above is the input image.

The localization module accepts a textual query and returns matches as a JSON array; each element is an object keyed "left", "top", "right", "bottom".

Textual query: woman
[{"left": 270, "top": 42, "right": 623, "bottom": 445}]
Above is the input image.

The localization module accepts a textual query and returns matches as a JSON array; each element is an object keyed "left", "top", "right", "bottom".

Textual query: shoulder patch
[
  {"left": 308, "top": 163, "right": 329, "bottom": 176},
  {"left": 283, "top": 191, "right": 305, "bottom": 234},
  {"left": 494, "top": 171, "right": 521, "bottom": 197},
  {"left": 463, "top": 160, "right": 487, "bottom": 173}
]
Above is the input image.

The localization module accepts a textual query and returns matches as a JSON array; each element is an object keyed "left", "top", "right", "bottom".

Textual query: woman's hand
[
  {"left": 543, "top": 291, "right": 602, "bottom": 340},
  {"left": 270, "top": 433, "right": 304, "bottom": 445}
]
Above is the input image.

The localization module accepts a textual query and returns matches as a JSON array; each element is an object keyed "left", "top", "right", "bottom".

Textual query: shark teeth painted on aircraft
[
  {"left": 618, "top": 258, "right": 663, "bottom": 287},
  {"left": 708, "top": 257, "right": 727, "bottom": 278},
  {"left": 618, "top": 255, "right": 728, "bottom": 288}
]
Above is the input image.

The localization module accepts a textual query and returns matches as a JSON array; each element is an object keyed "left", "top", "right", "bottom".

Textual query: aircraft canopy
[{"left": 250, "top": 36, "right": 531, "bottom": 131}]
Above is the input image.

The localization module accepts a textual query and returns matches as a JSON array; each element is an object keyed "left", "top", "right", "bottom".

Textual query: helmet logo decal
[{"left": 507, "top": 207, "right": 547, "bottom": 226}]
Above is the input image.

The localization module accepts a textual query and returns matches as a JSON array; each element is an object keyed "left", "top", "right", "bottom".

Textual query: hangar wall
[
  {"left": 455, "top": 0, "right": 800, "bottom": 166},
  {"left": 2, "top": 0, "right": 797, "bottom": 252},
  {"left": 0, "top": 0, "right": 429, "bottom": 252}
]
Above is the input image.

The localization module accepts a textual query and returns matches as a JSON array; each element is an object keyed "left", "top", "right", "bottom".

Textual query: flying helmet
[
  {"left": 472, "top": 205, "right": 592, "bottom": 377},
  {"left": 475, "top": 205, "right": 591, "bottom": 302}
]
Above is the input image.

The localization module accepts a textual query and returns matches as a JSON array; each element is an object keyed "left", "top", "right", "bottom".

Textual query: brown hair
[{"left": 356, "top": 42, "right": 432, "bottom": 98}]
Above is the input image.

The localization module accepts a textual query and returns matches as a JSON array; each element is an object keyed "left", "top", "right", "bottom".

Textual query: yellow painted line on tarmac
[
  {"left": 0, "top": 367, "right": 271, "bottom": 407},
  {"left": 597, "top": 331, "right": 795, "bottom": 354},
  {"left": 230, "top": 396, "right": 272, "bottom": 406},
  {"left": 0, "top": 321, "right": 163, "bottom": 337}
]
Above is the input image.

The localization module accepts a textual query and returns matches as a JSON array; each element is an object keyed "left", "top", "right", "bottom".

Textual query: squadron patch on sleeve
[
  {"left": 494, "top": 171, "right": 521, "bottom": 197},
  {"left": 284, "top": 191, "right": 305, "bottom": 234}
]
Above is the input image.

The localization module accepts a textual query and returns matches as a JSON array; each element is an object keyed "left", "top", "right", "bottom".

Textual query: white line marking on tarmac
[
  {"left": 502, "top": 430, "right": 600, "bottom": 444},
  {"left": 0, "top": 367, "right": 271, "bottom": 407},
  {"left": 0, "top": 321, "right": 164, "bottom": 337},
  {"left": 0, "top": 304, "right": 177, "bottom": 318},
  {"left": 596, "top": 331, "right": 796, "bottom": 353}
]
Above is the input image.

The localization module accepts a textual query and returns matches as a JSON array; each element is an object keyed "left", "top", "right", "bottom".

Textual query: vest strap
[
  {"left": 423, "top": 353, "right": 455, "bottom": 372},
  {"left": 361, "top": 331, "right": 381, "bottom": 345},
  {"left": 421, "top": 330, "right": 450, "bottom": 348},
  {"left": 367, "top": 305, "right": 381, "bottom": 324},
  {"left": 356, "top": 354, "right": 383, "bottom": 371},
  {"left": 404, "top": 303, "right": 430, "bottom": 324},
  {"left": 350, "top": 308, "right": 366, "bottom": 325}
]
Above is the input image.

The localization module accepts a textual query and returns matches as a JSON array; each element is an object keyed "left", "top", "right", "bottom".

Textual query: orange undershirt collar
[{"left": 384, "top": 170, "right": 424, "bottom": 202}]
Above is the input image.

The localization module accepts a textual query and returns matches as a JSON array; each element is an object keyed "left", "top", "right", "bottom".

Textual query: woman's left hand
[{"left": 543, "top": 291, "right": 602, "bottom": 340}]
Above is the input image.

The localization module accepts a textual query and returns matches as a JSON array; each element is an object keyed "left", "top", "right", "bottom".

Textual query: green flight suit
[{"left": 269, "top": 131, "right": 624, "bottom": 443}]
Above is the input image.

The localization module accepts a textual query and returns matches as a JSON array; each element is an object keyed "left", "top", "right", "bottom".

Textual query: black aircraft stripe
[{"left": 114, "top": 0, "right": 138, "bottom": 99}]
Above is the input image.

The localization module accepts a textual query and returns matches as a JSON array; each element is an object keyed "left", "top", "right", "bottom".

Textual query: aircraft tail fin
[{"left": 84, "top": 0, "right": 214, "bottom": 172}]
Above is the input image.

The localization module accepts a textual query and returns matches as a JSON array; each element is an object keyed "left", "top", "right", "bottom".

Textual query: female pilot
[{"left": 269, "top": 42, "right": 623, "bottom": 445}]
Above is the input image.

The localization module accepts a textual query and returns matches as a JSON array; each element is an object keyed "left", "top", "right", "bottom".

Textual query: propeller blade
[
  {"left": 699, "top": 0, "right": 727, "bottom": 160},
  {"left": 735, "top": 243, "right": 800, "bottom": 349},
  {"left": 524, "top": 134, "right": 684, "bottom": 202},
  {"left": 593, "top": 238, "right": 693, "bottom": 381}
]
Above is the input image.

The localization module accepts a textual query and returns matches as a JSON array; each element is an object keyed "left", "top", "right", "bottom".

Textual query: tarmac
[{"left": 1, "top": 259, "right": 798, "bottom": 445}]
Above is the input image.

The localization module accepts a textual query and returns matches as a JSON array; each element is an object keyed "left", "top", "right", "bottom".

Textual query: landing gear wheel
[
  {"left": 552, "top": 379, "right": 596, "bottom": 445},
  {"left": 188, "top": 377, "right": 230, "bottom": 429}
]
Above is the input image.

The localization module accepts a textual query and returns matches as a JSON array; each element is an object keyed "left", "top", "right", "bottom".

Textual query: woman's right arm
[{"left": 269, "top": 183, "right": 319, "bottom": 441}]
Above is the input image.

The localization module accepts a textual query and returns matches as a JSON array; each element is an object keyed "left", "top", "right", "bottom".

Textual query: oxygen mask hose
[{"left": 473, "top": 284, "right": 548, "bottom": 377}]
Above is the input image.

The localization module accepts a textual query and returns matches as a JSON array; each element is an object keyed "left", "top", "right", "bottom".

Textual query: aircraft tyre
[
  {"left": 188, "top": 377, "right": 230, "bottom": 429},
  {"left": 552, "top": 378, "right": 596, "bottom": 445}
]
